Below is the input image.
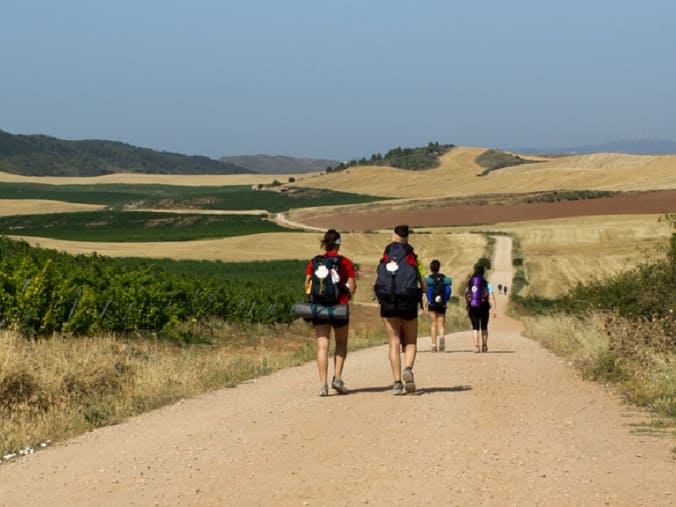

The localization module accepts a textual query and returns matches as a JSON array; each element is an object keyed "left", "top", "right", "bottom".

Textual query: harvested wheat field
[
  {"left": 0, "top": 171, "right": 305, "bottom": 187},
  {"left": 1, "top": 236, "right": 673, "bottom": 507},
  {"left": 0, "top": 199, "right": 104, "bottom": 216},
  {"left": 493, "top": 214, "right": 673, "bottom": 298},
  {"left": 292, "top": 147, "right": 676, "bottom": 198}
]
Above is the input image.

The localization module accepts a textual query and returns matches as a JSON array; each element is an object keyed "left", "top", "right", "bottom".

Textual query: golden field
[
  {"left": 290, "top": 147, "right": 676, "bottom": 198},
  {"left": 0, "top": 199, "right": 104, "bottom": 216},
  {"left": 2, "top": 146, "right": 674, "bottom": 300},
  {"left": 0, "top": 171, "right": 303, "bottom": 187},
  {"left": 453, "top": 214, "right": 672, "bottom": 298}
]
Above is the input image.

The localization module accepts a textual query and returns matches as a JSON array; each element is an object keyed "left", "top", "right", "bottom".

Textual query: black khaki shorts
[
  {"left": 428, "top": 304, "right": 447, "bottom": 315},
  {"left": 306, "top": 317, "right": 350, "bottom": 328}
]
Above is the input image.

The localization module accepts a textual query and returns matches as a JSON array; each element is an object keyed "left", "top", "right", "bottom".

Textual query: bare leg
[
  {"left": 401, "top": 318, "right": 418, "bottom": 369},
  {"left": 482, "top": 330, "right": 488, "bottom": 348},
  {"left": 383, "top": 317, "right": 403, "bottom": 381},
  {"left": 333, "top": 324, "right": 348, "bottom": 378},
  {"left": 429, "top": 312, "right": 437, "bottom": 348},
  {"left": 437, "top": 314, "right": 446, "bottom": 350},
  {"left": 430, "top": 312, "right": 437, "bottom": 350},
  {"left": 314, "top": 324, "right": 331, "bottom": 384}
]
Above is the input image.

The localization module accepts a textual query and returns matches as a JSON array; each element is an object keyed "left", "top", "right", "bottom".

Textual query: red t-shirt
[{"left": 305, "top": 251, "right": 355, "bottom": 304}]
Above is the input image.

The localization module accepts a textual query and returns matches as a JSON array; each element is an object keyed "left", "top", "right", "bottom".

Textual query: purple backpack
[{"left": 468, "top": 276, "right": 488, "bottom": 308}]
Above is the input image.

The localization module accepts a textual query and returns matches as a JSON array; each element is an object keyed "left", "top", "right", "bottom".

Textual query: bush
[{"left": 475, "top": 149, "right": 539, "bottom": 176}]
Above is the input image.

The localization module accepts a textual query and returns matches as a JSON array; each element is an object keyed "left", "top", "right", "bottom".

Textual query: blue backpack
[{"left": 426, "top": 273, "right": 451, "bottom": 306}]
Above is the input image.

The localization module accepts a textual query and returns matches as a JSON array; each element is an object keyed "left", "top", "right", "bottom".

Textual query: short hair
[
  {"left": 430, "top": 259, "right": 440, "bottom": 273},
  {"left": 394, "top": 224, "right": 409, "bottom": 238}
]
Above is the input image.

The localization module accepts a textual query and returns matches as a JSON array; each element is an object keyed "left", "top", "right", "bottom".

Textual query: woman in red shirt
[{"left": 304, "top": 229, "right": 357, "bottom": 396}]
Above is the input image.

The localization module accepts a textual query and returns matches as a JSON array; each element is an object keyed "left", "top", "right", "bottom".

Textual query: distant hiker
[
  {"left": 497, "top": 283, "right": 503, "bottom": 293},
  {"left": 304, "top": 229, "right": 356, "bottom": 396},
  {"left": 503, "top": 285, "right": 508, "bottom": 296},
  {"left": 374, "top": 224, "right": 428, "bottom": 395},
  {"left": 464, "top": 265, "right": 497, "bottom": 353},
  {"left": 425, "top": 260, "right": 452, "bottom": 352}
]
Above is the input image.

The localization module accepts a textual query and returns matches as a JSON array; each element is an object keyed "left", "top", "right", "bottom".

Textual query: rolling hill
[
  {"left": 289, "top": 147, "right": 676, "bottom": 199},
  {"left": 511, "top": 138, "right": 676, "bottom": 155},
  {"left": 0, "top": 129, "right": 252, "bottom": 176},
  {"left": 219, "top": 154, "right": 338, "bottom": 174}
]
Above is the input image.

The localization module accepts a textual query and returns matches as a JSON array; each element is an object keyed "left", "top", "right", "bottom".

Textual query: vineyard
[
  {"left": 0, "top": 237, "right": 305, "bottom": 339},
  {"left": 0, "top": 210, "right": 286, "bottom": 242},
  {"left": 0, "top": 182, "right": 387, "bottom": 211}
]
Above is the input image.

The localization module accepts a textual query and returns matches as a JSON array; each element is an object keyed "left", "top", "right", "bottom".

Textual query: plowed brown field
[{"left": 301, "top": 190, "right": 676, "bottom": 231}]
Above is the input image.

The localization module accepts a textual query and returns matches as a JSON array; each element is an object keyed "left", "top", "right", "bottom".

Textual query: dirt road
[{"left": 0, "top": 237, "right": 672, "bottom": 506}]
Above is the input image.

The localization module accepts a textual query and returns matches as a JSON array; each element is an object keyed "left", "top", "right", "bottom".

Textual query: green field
[
  {"left": 0, "top": 183, "right": 387, "bottom": 211},
  {"left": 0, "top": 210, "right": 289, "bottom": 242}
]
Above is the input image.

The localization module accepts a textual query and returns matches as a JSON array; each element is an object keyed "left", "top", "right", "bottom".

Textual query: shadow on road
[
  {"left": 346, "top": 384, "right": 473, "bottom": 395},
  {"left": 424, "top": 349, "right": 516, "bottom": 354},
  {"left": 415, "top": 385, "right": 473, "bottom": 395}
]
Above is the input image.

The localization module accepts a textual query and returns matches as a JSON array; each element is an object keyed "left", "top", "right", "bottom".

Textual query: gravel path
[{"left": 0, "top": 236, "right": 672, "bottom": 506}]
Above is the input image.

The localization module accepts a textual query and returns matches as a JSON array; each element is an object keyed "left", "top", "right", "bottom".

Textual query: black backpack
[
  {"left": 309, "top": 255, "right": 343, "bottom": 305},
  {"left": 430, "top": 273, "right": 448, "bottom": 305},
  {"left": 374, "top": 242, "right": 421, "bottom": 309}
]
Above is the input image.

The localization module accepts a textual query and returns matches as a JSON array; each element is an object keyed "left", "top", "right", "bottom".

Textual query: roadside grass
[
  {"left": 522, "top": 312, "right": 675, "bottom": 421},
  {"left": 0, "top": 305, "right": 388, "bottom": 460},
  {"left": 0, "top": 210, "right": 286, "bottom": 241}
]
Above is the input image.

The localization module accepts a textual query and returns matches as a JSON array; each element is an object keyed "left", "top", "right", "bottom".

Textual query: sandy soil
[{"left": 0, "top": 237, "right": 672, "bottom": 506}]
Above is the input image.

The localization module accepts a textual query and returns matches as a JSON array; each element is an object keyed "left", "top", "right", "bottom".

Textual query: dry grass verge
[
  {"left": 523, "top": 312, "right": 675, "bottom": 421},
  {"left": 0, "top": 306, "right": 388, "bottom": 460}
]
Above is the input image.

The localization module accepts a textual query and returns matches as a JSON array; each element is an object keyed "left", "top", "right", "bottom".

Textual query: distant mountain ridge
[
  {"left": 219, "top": 154, "right": 339, "bottom": 174},
  {"left": 0, "top": 129, "right": 252, "bottom": 177},
  {"left": 511, "top": 138, "right": 676, "bottom": 155}
]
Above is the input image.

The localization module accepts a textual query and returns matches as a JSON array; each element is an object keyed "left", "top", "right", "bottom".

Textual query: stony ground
[{"left": 0, "top": 237, "right": 673, "bottom": 506}]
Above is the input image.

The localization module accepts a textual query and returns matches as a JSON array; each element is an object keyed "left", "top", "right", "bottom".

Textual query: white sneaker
[{"left": 431, "top": 344, "right": 437, "bottom": 352}]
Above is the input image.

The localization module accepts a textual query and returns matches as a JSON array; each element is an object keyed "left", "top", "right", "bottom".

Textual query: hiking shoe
[
  {"left": 431, "top": 344, "right": 437, "bottom": 352},
  {"left": 331, "top": 376, "right": 348, "bottom": 395},
  {"left": 318, "top": 384, "right": 329, "bottom": 397},
  {"left": 474, "top": 346, "right": 481, "bottom": 353},
  {"left": 439, "top": 336, "right": 445, "bottom": 352},
  {"left": 402, "top": 367, "right": 416, "bottom": 394},
  {"left": 392, "top": 381, "right": 405, "bottom": 396},
  {"left": 482, "top": 344, "right": 488, "bottom": 353}
]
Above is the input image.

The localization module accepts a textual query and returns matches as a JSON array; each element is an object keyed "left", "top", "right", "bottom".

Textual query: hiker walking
[
  {"left": 374, "top": 224, "right": 428, "bottom": 395},
  {"left": 304, "top": 229, "right": 356, "bottom": 396},
  {"left": 425, "top": 259, "right": 452, "bottom": 352},
  {"left": 464, "top": 265, "right": 497, "bottom": 353}
]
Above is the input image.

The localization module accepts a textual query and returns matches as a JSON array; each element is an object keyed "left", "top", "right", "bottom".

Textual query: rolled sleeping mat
[
  {"left": 424, "top": 276, "right": 452, "bottom": 285},
  {"left": 292, "top": 302, "right": 349, "bottom": 320}
]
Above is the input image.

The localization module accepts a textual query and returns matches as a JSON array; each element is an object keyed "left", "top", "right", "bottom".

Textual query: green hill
[
  {"left": 327, "top": 142, "right": 455, "bottom": 172},
  {"left": 0, "top": 129, "right": 252, "bottom": 176},
  {"left": 219, "top": 154, "right": 339, "bottom": 174}
]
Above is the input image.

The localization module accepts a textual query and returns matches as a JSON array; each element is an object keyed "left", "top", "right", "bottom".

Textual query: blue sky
[{"left": 2, "top": 0, "right": 675, "bottom": 159}]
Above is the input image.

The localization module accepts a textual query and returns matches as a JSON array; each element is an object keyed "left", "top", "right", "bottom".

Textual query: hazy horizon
[{"left": 2, "top": 0, "right": 675, "bottom": 160}]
